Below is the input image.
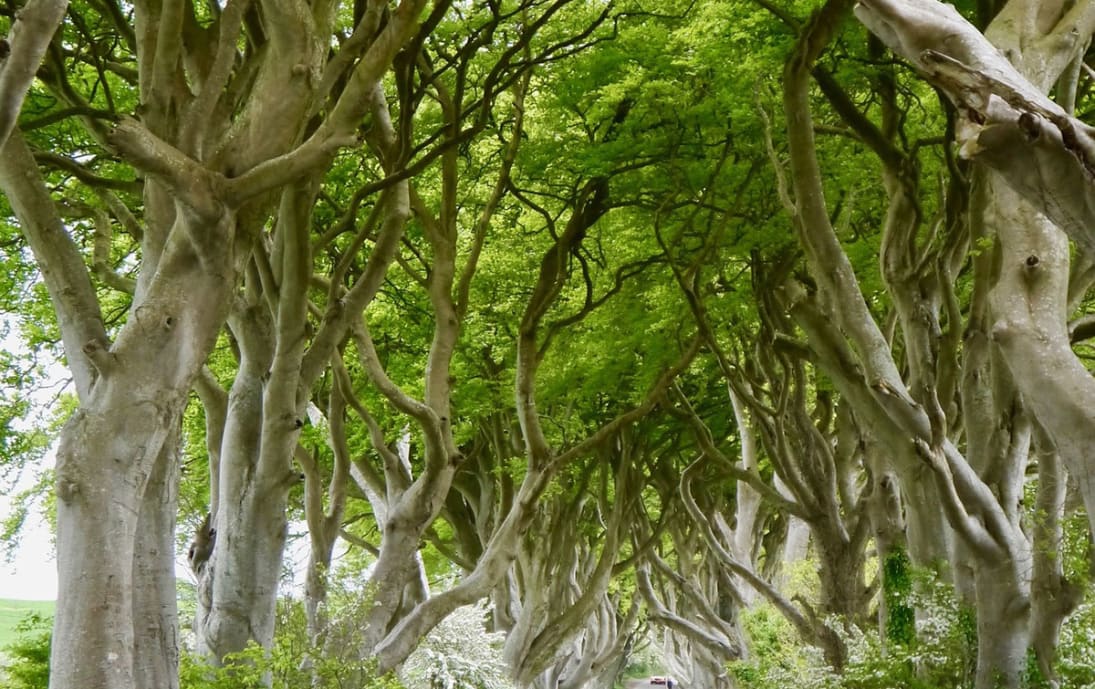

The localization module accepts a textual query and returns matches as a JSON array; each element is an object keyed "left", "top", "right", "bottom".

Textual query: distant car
[{"left": 650, "top": 678, "right": 676, "bottom": 687}]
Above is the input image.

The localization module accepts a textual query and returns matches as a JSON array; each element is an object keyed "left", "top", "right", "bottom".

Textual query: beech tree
[
  {"left": 758, "top": 0, "right": 1092, "bottom": 686},
  {"left": 0, "top": 0, "right": 655, "bottom": 684},
  {"left": 6, "top": 0, "right": 1095, "bottom": 687}
]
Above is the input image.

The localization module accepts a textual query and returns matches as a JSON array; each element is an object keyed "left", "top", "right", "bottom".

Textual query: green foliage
[
  {"left": 179, "top": 644, "right": 403, "bottom": 689},
  {"left": 180, "top": 601, "right": 403, "bottom": 689},
  {"left": 0, "top": 330, "right": 65, "bottom": 560},
  {"left": 0, "top": 602, "right": 53, "bottom": 650},
  {"left": 0, "top": 612, "right": 51, "bottom": 689},
  {"left": 728, "top": 605, "right": 837, "bottom": 689},
  {"left": 1056, "top": 599, "right": 1095, "bottom": 688},
  {"left": 882, "top": 549, "right": 914, "bottom": 646},
  {"left": 617, "top": 642, "right": 662, "bottom": 687},
  {"left": 730, "top": 571, "right": 981, "bottom": 689}
]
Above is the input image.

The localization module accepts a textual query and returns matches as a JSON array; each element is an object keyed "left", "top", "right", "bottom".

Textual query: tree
[
  {"left": 1, "top": 0, "right": 450, "bottom": 685},
  {"left": 6, "top": 0, "right": 1095, "bottom": 686}
]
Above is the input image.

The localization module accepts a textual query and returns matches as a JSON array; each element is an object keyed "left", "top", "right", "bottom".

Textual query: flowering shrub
[
  {"left": 399, "top": 601, "right": 513, "bottom": 689},
  {"left": 1056, "top": 601, "right": 1095, "bottom": 688}
]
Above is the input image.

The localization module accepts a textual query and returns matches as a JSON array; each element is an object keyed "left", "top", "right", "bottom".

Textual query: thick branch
[
  {"left": 107, "top": 118, "right": 225, "bottom": 220},
  {"left": 854, "top": 0, "right": 1095, "bottom": 253},
  {"left": 0, "top": 129, "right": 107, "bottom": 400}
]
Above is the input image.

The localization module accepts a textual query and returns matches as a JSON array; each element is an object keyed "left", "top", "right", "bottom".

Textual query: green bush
[
  {"left": 179, "top": 641, "right": 405, "bottom": 689},
  {"left": 729, "top": 571, "right": 977, "bottom": 689},
  {"left": 180, "top": 599, "right": 404, "bottom": 689},
  {"left": 0, "top": 613, "right": 51, "bottom": 689}
]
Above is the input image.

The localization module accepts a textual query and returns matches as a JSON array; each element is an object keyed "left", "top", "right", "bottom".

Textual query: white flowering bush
[
  {"left": 1056, "top": 600, "right": 1095, "bottom": 688},
  {"left": 400, "top": 601, "right": 514, "bottom": 689}
]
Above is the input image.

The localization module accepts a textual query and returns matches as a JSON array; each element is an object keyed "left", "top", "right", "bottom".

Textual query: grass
[{"left": 0, "top": 600, "right": 53, "bottom": 649}]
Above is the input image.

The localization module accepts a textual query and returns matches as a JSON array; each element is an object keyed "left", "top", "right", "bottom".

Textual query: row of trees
[{"left": 2, "top": 0, "right": 1095, "bottom": 688}]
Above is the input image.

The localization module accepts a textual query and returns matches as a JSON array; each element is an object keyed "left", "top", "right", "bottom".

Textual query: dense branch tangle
[
  {"left": 0, "top": 0, "right": 680, "bottom": 685},
  {"left": 7, "top": 0, "right": 1095, "bottom": 688}
]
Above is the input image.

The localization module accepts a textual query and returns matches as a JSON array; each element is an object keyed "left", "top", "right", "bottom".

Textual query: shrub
[
  {"left": 729, "top": 571, "right": 978, "bottom": 689},
  {"left": 399, "top": 601, "right": 513, "bottom": 689},
  {"left": 0, "top": 613, "right": 51, "bottom": 689},
  {"left": 180, "top": 599, "right": 404, "bottom": 689}
]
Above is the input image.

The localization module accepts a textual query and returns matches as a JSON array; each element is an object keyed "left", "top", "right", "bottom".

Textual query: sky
[
  {"left": 1, "top": 316, "right": 60, "bottom": 601},
  {"left": 0, "top": 494, "right": 56, "bottom": 600}
]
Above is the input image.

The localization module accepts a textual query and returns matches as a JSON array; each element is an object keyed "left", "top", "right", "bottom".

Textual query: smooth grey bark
[
  {"left": 2, "top": 0, "right": 425, "bottom": 681},
  {"left": 853, "top": 3, "right": 1095, "bottom": 683},
  {"left": 637, "top": 542, "right": 743, "bottom": 689},
  {"left": 337, "top": 42, "right": 534, "bottom": 664},
  {"left": 961, "top": 326, "right": 1033, "bottom": 688},
  {"left": 520, "top": 584, "right": 640, "bottom": 689},
  {"left": 862, "top": 439, "right": 908, "bottom": 647},
  {"left": 132, "top": 431, "right": 183, "bottom": 689},
  {"left": 1028, "top": 428, "right": 1081, "bottom": 684},
  {"left": 198, "top": 168, "right": 411, "bottom": 662},
  {"left": 855, "top": 0, "right": 1095, "bottom": 536},
  {"left": 503, "top": 448, "right": 640, "bottom": 688},
  {"left": 673, "top": 266, "right": 873, "bottom": 648},
  {"left": 727, "top": 385, "right": 763, "bottom": 606},
  {"left": 185, "top": 0, "right": 427, "bottom": 660},
  {"left": 855, "top": 0, "right": 1095, "bottom": 252},
  {"left": 298, "top": 381, "right": 349, "bottom": 647},
  {"left": 0, "top": 115, "right": 237, "bottom": 689},
  {"left": 777, "top": 4, "right": 1051, "bottom": 686},
  {"left": 774, "top": 29, "right": 961, "bottom": 572},
  {"left": 675, "top": 455, "right": 842, "bottom": 668}
]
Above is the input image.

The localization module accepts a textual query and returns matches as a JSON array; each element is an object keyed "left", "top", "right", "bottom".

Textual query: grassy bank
[{"left": 0, "top": 600, "right": 53, "bottom": 649}]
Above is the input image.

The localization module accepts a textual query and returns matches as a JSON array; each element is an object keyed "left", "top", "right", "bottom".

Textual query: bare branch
[{"left": 107, "top": 118, "right": 225, "bottom": 219}]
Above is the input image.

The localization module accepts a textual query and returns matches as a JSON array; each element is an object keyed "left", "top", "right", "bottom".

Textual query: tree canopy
[{"left": 2, "top": 1, "right": 1095, "bottom": 689}]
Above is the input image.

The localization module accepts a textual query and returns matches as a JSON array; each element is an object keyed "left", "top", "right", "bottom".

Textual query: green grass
[{"left": 0, "top": 600, "right": 53, "bottom": 648}]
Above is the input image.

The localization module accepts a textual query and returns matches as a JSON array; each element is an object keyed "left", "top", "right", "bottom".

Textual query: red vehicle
[{"left": 650, "top": 677, "right": 677, "bottom": 688}]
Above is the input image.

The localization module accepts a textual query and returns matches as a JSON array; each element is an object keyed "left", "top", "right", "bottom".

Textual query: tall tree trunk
[
  {"left": 196, "top": 182, "right": 322, "bottom": 662},
  {"left": 132, "top": 433, "right": 182, "bottom": 689},
  {"left": 49, "top": 251, "right": 233, "bottom": 688},
  {"left": 1028, "top": 429, "right": 1080, "bottom": 684},
  {"left": 51, "top": 411, "right": 146, "bottom": 689},
  {"left": 195, "top": 306, "right": 280, "bottom": 661}
]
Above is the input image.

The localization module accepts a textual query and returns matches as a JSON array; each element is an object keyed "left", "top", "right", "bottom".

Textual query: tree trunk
[
  {"left": 973, "top": 559, "right": 1031, "bottom": 689},
  {"left": 132, "top": 434, "right": 182, "bottom": 689},
  {"left": 51, "top": 370, "right": 203, "bottom": 688},
  {"left": 195, "top": 308, "right": 281, "bottom": 661},
  {"left": 1028, "top": 429, "right": 1081, "bottom": 684},
  {"left": 51, "top": 412, "right": 144, "bottom": 689},
  {"left": 197, "top": 483, "right": 291, "bottom": 661}
]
